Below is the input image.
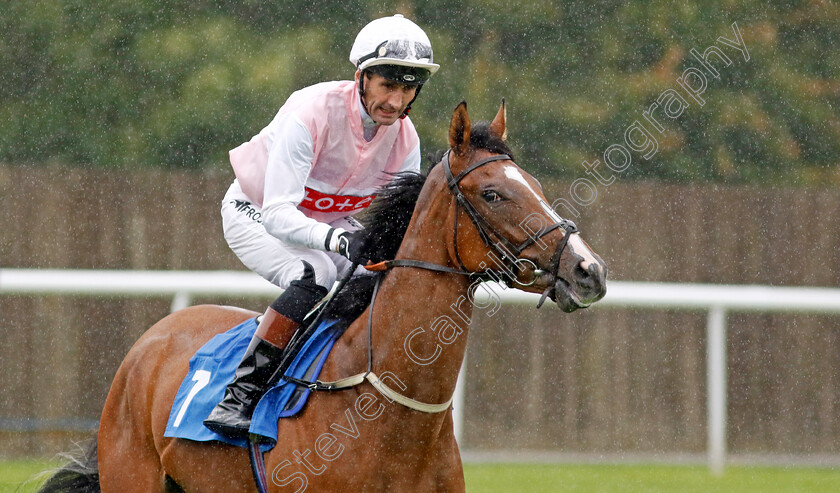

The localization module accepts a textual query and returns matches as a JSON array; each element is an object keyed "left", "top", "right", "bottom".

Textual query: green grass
[
  {"left": 0, "top": 460, "right": 60, "bottom": 493},
  {"left": 463, "top": 463, "right": 840, "bottom": 493},
  {"left": 4, "top": 460, "right": 840, "bottom": 492}
]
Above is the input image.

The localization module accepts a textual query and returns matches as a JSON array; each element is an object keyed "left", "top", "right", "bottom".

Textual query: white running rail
[{"left": 4, "top": 269, "right": 840, "bottom": 474}]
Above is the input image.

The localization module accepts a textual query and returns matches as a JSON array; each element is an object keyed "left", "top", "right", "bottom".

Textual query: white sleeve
[
  {"left": 401, "top": 142, "right": 421, "bottom": 174},
  {"left": 262, "top": 202, "right": 333, "bottom": 251},
  {"left": 260, "top": 115, "right": 333, "bottom": 250}
]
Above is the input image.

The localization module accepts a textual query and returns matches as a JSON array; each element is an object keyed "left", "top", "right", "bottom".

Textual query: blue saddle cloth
[{"left": 163, "top": 317, "right": 342, "bottom": 451}]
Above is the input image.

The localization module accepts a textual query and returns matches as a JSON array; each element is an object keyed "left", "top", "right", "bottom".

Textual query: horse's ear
[
  {"left": 449, "top": 101, "right": 471, "bottom": 156},
  {"left": 489, "top": 99, "right": 507, "bottom": 141}
]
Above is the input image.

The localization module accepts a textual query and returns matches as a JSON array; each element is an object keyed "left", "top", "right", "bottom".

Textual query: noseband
[{"left": 441, "top": 151, "right": 578, "bottom": 293}]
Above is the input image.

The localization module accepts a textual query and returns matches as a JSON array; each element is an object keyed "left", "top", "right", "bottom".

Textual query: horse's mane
[
  {"left": 320, "top": 121, "right": 512, "bottom": 323},
  {"left": 356, "top": 171, "right": 429, "bottom": 263},
  {"left": 320, "top": 170, "right": 427, "bottom": 322}
]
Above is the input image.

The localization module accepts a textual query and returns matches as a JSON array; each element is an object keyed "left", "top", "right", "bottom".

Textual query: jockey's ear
[
  {"left": 449, "top": 101, "right": 471, "bottom": 157},
  {"left": 489, "top": 99, "right": 507, "bottom": 141}
]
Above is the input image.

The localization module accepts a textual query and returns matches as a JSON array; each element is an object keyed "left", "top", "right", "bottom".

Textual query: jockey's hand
[{"left": 327, "top": 228, "right": 368, "bottom": 265}]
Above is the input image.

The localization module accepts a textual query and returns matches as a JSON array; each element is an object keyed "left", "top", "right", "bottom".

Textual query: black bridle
[
  {"left": 251, "top": 151, "right": 579, "bottom": 492},
  {"left": 275, "top": 152, "right": 582, "bottom": 407},
  {"left": 441, "top": 151, "right": 578, "bottom": 291},
  {"left": 363, "top": 150, "right": 579, "bottom": 306}
]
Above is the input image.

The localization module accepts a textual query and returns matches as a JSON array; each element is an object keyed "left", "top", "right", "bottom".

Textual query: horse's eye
[{"left": 482, "top": 190, "right": 504, "bottom": 203}]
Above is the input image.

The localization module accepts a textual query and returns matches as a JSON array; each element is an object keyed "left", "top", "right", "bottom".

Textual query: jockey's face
[{"left": 356, "top": 70, "right": 418, "bottom": 125}]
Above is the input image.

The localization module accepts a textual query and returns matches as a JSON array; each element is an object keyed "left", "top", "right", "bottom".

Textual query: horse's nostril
[
  {"left": 576, "top": 261, "right": 605, "bottom": 290},
  {"left": 574, "top": 263, "right": 590, "bottom": 282}
]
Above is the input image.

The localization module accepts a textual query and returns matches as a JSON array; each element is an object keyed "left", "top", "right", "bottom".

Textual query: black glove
[{"left": 327, "top": 228, "right": 369, "bottom": 265}]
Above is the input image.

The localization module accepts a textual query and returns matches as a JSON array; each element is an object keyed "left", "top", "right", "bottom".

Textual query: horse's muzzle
[{"left": 552, "top": 260, "right": 607, "bottom": 312}]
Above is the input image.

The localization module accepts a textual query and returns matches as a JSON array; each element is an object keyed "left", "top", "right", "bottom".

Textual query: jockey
[{"left": 204, "top": 14, "right": 439, "bottom": 438}]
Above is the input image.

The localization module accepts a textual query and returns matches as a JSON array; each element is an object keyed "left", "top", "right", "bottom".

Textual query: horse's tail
[{"left": 37, "top": 438, "right": 100, "bottom": 493}]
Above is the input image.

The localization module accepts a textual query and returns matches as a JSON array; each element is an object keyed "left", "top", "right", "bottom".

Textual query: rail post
[{"left": 706, "top": 305, "right": 727, "bottom": 476}]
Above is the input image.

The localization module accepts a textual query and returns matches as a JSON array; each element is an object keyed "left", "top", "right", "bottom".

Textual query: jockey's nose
[{"left": 389, "top": 90, "right": 404, "bottom": 108}]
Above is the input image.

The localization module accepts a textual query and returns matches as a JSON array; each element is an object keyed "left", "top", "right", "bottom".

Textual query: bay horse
[{"left": 38, "top": 101, "right": 606, "bottom": 492}]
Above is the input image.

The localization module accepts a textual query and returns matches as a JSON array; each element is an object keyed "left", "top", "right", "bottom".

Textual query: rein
[
  {"left": 283, "top": 272, "right": 454, "bottom": 414},
  {"left": 283, "top": 150, "right": 578, "bottom": 412}
]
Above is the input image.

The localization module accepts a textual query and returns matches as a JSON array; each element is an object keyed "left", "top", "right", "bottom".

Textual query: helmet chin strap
[
  {"left": 358, "top": 70, "right": 374, "bottom": 119},
  {"left": 400, "top": 84, "right": 422, "bottom": 119}
]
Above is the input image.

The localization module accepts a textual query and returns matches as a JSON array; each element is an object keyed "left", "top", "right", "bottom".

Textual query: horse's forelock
[{"left": 469, "top": 122, "right": 515, "bottom": 160}]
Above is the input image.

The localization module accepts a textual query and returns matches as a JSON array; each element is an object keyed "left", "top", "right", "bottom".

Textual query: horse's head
[{"left": 428, "top": 101, "right": 607, "bottom": 312}]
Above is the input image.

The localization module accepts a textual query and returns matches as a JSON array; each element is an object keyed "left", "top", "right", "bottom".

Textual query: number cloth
[{"left": 164, "top": 317, "right": 343, "bottom": 451}]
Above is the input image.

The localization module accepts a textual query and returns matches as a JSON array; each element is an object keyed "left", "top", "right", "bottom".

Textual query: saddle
[
  {"left": 163, "top": 316, "right": 343, "bottom": 450},
  {"left": 163, "top": 273, "right": 380, "bottom": 450}
]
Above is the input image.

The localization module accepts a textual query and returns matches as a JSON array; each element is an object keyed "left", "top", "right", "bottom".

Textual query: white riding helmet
[{"left": 349, "top": 14, "right": 440, "bottom": 86}]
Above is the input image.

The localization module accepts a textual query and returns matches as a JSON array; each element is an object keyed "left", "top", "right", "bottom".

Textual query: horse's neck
[
  {"left": 338, "top": 180, "right": 473, "bottom": 407},
  {"left": 364, "top": 266, "right": 473, "bottom": 405}
]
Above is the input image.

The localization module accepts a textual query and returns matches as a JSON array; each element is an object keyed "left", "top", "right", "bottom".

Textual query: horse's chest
[{"left": 269, "top": 404, "right": 462, "bottom": 492}]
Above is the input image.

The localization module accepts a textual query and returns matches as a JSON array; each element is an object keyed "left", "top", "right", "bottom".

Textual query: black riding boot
[
  {"left": 203, "top": 262, "right": 328, "bottom": 438},
  {"left": 202, "top": 334, "right": 286, "bottom": 438}
]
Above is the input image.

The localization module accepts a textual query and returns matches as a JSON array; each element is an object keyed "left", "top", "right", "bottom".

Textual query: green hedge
[{"left": 2, "top": 0, "right": 837, "bottom": 184}]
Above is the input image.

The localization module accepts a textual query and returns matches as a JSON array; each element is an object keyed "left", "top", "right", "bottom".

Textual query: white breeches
[{"left": 220, "top": 195, "right": 361, "bottom": 290}]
